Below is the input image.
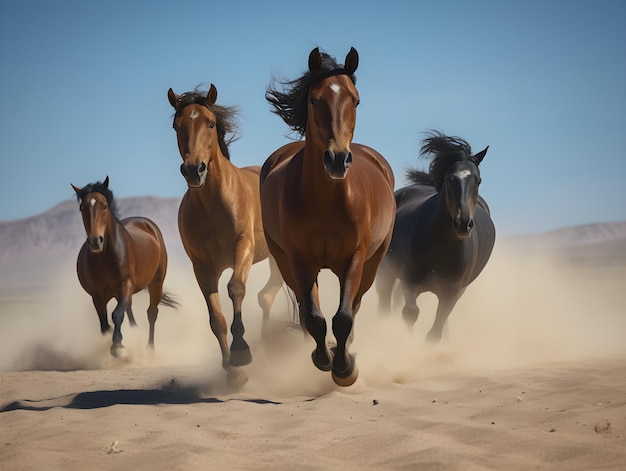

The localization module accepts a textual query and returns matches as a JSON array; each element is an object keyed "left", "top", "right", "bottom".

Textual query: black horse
[{"left": 376, "top": 132, "right": 495, "bottom": 342}]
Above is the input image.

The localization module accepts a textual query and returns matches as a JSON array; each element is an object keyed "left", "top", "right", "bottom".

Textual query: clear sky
[{"left": 1, "top": 0, "right": 624, "bottom": 235}]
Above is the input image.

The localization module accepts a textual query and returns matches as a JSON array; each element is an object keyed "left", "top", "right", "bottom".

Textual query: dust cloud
[{"left": 1, "top": 242, "right": 624, "bottom": 398}]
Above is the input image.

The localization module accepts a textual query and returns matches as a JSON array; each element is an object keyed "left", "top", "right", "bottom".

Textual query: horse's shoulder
[
  {"left": 352, "top": 143, "right": 395, "bottom": 186},
  {"left": 260, "top": 142, "right": 304, "bottom": 183}
]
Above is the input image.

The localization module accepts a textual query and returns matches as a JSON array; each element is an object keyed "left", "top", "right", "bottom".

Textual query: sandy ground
[{"left": 1, "top": 245, "right": 625, "bottom": 470}]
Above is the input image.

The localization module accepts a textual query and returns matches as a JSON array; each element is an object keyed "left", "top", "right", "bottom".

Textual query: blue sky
[{"left": 0, "top": 0, "right": 624, "bottom": 235}]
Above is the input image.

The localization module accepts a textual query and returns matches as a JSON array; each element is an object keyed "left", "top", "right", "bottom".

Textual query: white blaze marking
[
  {"left": 190, "top": 109, "right": 200, "bottom": 120},
  {"left": 330, "top": 83, "right": 341, "bottom": 95},
  {"left": 455, "top": 169, "right": 472, "bottom": 180},
  {"left": 90, "top": 198, "right": 96, "bottom": 207}
]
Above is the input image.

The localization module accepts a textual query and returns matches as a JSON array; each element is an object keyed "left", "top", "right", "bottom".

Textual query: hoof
[
  {"left": 227, "top": 369, "right": 249, "bottom": 389},
  {"left": 332, "top": 354, "right": 358, "bottom": 387},
  {"left": 311, "top": 348, "right": 333, "bottom": 372},
  {"left": 110, "top": 343, "right": 127, "bottom": 358},
  {"left": 229, "top": 348, "right": 253, "bottom": 367}
]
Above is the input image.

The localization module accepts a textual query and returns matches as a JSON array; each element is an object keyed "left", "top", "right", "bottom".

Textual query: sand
[{"left": 1, "top": 245, "right": 625, "bottom": 470}]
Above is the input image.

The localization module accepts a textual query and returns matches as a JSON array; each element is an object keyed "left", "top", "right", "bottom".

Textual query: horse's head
[
  {"left": 168, "top": 84, "right": 238, "bottom": 189},
  {"left": 71, "top": 176, "right": 114, "bottom": 253},
  {"left": 306, "top": 47, "right": 360, "bottom": 181},
  {"left": 443, "top": 148, "right": 488, "bottom": 239}
]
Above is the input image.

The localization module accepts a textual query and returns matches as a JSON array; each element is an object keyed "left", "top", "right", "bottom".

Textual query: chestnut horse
[
  {"left": 261, "top": 47, "right": 396, "bottom": 386},
  {"left": 376, "top": 132, "right": 495, "bottom": 341},
  {"left": 168, "top": 84, "right": 283, "bottom": 383},
  {"left": 73, "top": 177, "right": 177, "bottom": 358}
]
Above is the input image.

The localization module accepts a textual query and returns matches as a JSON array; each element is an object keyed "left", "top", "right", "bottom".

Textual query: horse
[
  {"left": 261, "top": 47, "right": 396, "bottom": 387},
  {"left": 72, "top": 176, "right": 178, "bottom": 358},
  {"left": 167, "top": 84, "right": 283, "bottom": 383},
  {"left": 375, "top": 132, "right": 496, "bottom": 342}
]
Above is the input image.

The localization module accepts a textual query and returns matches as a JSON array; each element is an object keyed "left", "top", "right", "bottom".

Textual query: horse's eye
[
  {"left": 309, "top": 98, "right": 316, "bottom": 107},
  {"left": 103, "top": 204, "right": 108, "bottom": 210},
  {"left": 209, "top": 122, "right": 215, "bottom": 129}
]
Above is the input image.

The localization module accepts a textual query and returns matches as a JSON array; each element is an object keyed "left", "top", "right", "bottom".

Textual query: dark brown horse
[
  {"left": 376, "top": 132, "right": 495, "bottom": 341},
  {"left": 261, "top": 47, "right": 396, "bottom": 386},
  {"left": 72, "top": 177, "right": 177, "bottom": 358},
  {"left": 168, "top": 84, "right": 283, "bottom": 383}
]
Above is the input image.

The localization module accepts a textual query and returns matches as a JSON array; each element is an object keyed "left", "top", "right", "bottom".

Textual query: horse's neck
[
  {"left": 103, "top": 216, "right": 129, "bottom": 257},
  {"left": 193, "top": 150, "right": 236, "bottom": 203},
  {"left": 429, "top": 190, "right": 458, "bottom": 242},
  {"left": 301, "top": 142, "right": 343, "bottom": 201}
]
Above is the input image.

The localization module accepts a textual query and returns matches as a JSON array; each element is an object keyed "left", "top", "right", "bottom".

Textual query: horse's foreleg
[
  {"left": 401, "top": 282, "right": 421, "bottom": 329},
  {"left": 426, "top": 290, "right": 463, "bottom": 343},
  {"left": 110, "top": 280, "right": 132, "bottom": 358},
  {"left": 92, "top": 297, "right": 111, "bottom": 334},
  {"left": 228, "top": 241, "right": 254, "bottom": 367},
  {"left": 332, "top": 252, "right": 368, "bottom": 387},
  {"left": 375, "top": 259, "right": 396, "bottom": 315},
  {"left": 126, "top": 298, "right": 138, "bottom": 327},
  {"left": 194, "top": 265, "right": 241, "bottom": 382},
  {"left": 257, "top": 255, "right": 283, "bottom": 340},
  {"left": 303, "top": 281, "right": 333, "bottom": 372}
]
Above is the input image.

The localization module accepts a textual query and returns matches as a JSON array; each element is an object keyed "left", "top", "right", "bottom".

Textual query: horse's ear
[
  {"left": 207, "top": 83, "right": 218, "bottom": 105},
  {"left": 167, "top": 88, "right": 179, "bottom": 108},
  {"left": 473, "top": 146, "right": 489, "bottom": 165},
  {"left": 71, "top": 183, "right": 81, "bottom": 195},
  {"left": 308, "top": 47, "right": 322, "bottom": 71},
  {"left": 344, "top": 47, "right": 359, "bottom": 75},
  {"left": 103, "top": 176, "right": 110, "bottom": 188}
]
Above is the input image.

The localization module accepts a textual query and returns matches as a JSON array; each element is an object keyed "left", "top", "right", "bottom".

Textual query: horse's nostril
[
  {"left": 468, "top": 219, "right": 474, "bottom": 230},
  {"left": 345, "top": 152, "right": 353, "bottom": 166},
  {"left": 99, "top": 236, "right": 104, "bottom": 244},
  {"left": 199, "top": 162, "right": 207, "bottom": 174},
  {"left": 180, "top": 163, "right": 188, "bottom": 177}
]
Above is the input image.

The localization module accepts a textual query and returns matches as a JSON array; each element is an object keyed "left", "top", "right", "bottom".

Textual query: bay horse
[
  {"left": 375, "top": 132, "right": 496, "bottom": 342},
  {"left": 167, "top": 84, "right": 283, "bottom": 382},
  {"left": 72, "top": 177, "right": 178, "bottom": 358},
  {"left": 261, "top": 47, "right": 396, "bottom": 386}
]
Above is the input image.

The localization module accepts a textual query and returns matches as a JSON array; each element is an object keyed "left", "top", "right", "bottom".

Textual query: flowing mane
[
  {"left": 265, "top": 51, "right": 357, "bottom": 136},
  {"left": 406, "top": 131, "right": 476, "bottom": 190},
  {"left": 171, "top": 89, "right": 240, "bottom": 160},
  {"left": 74, "top": 180, "right": 120, "bottom": 219}
]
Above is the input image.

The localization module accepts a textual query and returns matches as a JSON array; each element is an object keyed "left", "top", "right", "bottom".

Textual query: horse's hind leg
[
  {"left": 146, "top": 282, "right": 162, "bottom": 348},
  {"left": 257, "top": 256, "right": 283, "bottom": 340}
]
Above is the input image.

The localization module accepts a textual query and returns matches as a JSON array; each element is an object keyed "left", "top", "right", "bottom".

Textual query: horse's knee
[
  {"left": 227, "top": 279, "right": 246, "bottom": 302},
  {"left": 402, "top": 304, "right": 419, "bottom": 328}
]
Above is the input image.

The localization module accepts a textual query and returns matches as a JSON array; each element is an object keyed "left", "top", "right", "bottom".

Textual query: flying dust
[{"left": 0, "top": 242, "right": 624, "bottom": 398}]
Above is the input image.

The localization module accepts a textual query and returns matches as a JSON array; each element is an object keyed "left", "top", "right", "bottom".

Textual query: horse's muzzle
[
  {"left": 180, "top": 162, "right": 207, "bottom": 188},
  {"left": 87, "top": 236, "right": 104, "bottom": 253},
  {"left": 323, "top": 150, "right": 353, "bottom": 180},
  {"left": 453, "top": 216, "right": 474, "bottom": 239}
]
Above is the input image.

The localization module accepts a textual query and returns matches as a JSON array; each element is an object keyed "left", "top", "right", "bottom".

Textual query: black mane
[
  {"left": 172, "top": 89, "right": 240, "bottom": 160},
  {"left": 75, "top": 180, "right": 120, "bottom": 219},
  {"left": 406, "top": 131, "right": 476, "bottom": 190},
  {"left": 265, "top": 51, "right": 357, "bottom": 136}
]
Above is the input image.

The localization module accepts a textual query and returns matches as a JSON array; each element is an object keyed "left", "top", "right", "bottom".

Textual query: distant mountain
[{"left": 1, "top": 196, "right": 625, "bottom": 294}]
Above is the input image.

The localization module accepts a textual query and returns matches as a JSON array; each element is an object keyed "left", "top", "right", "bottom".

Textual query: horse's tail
[{"left": 160, "top": 291, "right": 180, "bottom": 309}]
